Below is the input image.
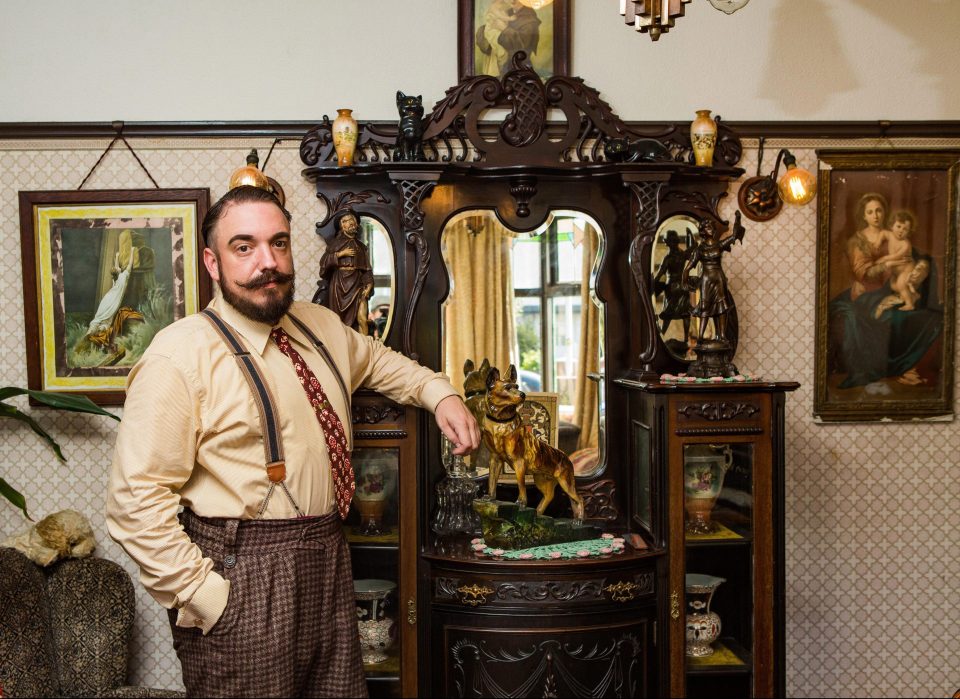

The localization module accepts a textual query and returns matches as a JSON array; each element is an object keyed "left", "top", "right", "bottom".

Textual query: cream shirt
[{"left": 106, "top": 297, "right": 457, "bottom": 634}]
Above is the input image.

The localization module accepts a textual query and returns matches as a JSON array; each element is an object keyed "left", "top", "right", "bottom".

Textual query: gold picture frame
[
  {"left": 457, "top": 0, "right": 570, "bottom": 81},
  {"left": 18, "top": 189, "right": 211, "bottom": 405}
]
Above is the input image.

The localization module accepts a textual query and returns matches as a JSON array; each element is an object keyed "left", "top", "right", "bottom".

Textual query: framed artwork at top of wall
[
  {"left": 458, "top": 0, "right": 570, "bottom": 81},
  {"left": 18, "top": 188, "right": 211, "bottom": 405},
  {"left": 813, "top": 150, "right": 958, "bottom": 422}
]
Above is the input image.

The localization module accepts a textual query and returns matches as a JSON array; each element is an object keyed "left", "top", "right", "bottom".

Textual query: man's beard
[{"left": 220, "top": 268, "right": 296, "bottom": 325}]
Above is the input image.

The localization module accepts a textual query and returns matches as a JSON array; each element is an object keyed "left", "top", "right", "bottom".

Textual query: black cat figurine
[
  {"left": 394, "top": 91, "right": 425, "bottom": 162},
  {"left": 603, "top": 136, "right": 671, "bottom": 163}
]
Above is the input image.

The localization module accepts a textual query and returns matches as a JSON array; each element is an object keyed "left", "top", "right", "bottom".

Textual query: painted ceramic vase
[
  {"left": 685, "top": 573, "right": 725, "bottom": 657},
  {"left": 354, "top": 579, "right": 397, "bottom": 664},
  {"left": 332, "top": 108, "right": 359, "bottom": 166},
  {"left": 353, "top": 457, "right": 396, "bottom": 536},
  {"left": 683, "top": 444, "right": 732, "bottom": 534},
  {"left": 690, "top": 109, "right": 718, "bottom": 167}
]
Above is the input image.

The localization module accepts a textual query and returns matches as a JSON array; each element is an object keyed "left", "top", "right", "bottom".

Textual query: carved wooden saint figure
[{"left": 318, "top": 207, "right": 374, "bottom": 334}]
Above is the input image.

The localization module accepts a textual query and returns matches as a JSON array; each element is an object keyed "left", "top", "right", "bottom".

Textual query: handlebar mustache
[{"left": 236, "top": 271, "right": 295, "bottom": 289}]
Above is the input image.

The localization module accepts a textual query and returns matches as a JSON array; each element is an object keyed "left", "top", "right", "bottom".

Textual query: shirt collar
[{"left": 209, "top": 295, "right": 313, "bottom": 356}]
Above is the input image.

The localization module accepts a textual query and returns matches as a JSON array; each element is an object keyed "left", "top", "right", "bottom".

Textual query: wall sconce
[{"left": 737, "top": 139, "right": 817, "bottom": 222}]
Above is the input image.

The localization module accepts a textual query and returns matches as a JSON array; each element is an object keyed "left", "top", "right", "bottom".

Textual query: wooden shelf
[
  {"left": 686, "top": 637, "right": 752, "bottom": 675},
  {"left": 363, "top": 646, "right": 400, "bottom": 678},
  {"left": 346, "top": 526, "right": 399, "bottom": 546},
  {"left": 685, "top": 521, "right": 752, "bottom": 546}
]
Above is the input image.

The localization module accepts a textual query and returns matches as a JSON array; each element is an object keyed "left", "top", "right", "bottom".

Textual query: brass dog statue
[
  {"left": 462, "top": 358, "right": 493, "bottom": 474},
  {"left": 462, "top": 358, "right": 491, "bottom": 425},
  {"left": 481, "top": 365, "right": 585, "bottom": 521}
]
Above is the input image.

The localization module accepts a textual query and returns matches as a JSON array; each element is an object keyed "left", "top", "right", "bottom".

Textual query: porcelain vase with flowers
[{"left": 353, "top": 454, "right": 397, "bottom": 536}]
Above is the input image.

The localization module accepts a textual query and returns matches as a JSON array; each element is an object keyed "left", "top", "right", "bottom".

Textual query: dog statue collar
[{"left": 484, "top": 412, "right": 518, "bottom": 424}]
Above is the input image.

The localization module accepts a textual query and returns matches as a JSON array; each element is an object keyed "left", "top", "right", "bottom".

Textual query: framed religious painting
[
  {"left": 457, "top": 0, "right": 570, "bottom": 81},
  {"left": 813, "top": 150, "right": 958, "bottom": 421},
  {"left": 19, "top": 189, "right": 211, "bottom": 405}
]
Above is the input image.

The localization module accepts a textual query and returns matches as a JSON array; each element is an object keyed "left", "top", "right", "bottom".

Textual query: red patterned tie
[{"left": 270, "top": 327, "right": 354, "bottom": 519}]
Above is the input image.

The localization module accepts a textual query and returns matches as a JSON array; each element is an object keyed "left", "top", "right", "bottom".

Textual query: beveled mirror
[
  {"left": 440, "top": 209, "right": 605, "bottom": 478},
  {"left": 650, "top": 214, "right": 700, "bottom": 361}
]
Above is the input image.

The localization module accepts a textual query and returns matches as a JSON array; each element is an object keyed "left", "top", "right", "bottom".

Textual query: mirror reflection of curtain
[
  {"left": 572, "top": 220, "right": 600, "bottom": 450},
  {"left": 443, "top": 215, "right": 515, "bottom": 394}
]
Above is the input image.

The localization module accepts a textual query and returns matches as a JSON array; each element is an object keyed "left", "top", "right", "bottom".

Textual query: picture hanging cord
[
  {"left": 260, "top": 137, "right": 299, "bottom": 174},
  {"left": 78, "top": 121, "right": 159, "bottom": 190}
]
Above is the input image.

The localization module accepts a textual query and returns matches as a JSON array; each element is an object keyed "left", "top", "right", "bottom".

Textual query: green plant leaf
[
  {"left": 0, "top": 386, "right": 119, "bottom": 420},
  {"left": 0, "top": 403, "right": 67, "bottom": 461},
  {"left": 0, "top": 476, "right": 30, "bottom": 519}
]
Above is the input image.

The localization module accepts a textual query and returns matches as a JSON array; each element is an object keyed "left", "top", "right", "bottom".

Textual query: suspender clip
[{"left": 266, "top": 461, "right": 287, "bottom": 483}]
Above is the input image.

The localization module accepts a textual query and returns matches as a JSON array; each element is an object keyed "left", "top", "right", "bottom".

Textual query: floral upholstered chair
[{"left": 0, "top": 547, "right": 183, "bottom": 698}]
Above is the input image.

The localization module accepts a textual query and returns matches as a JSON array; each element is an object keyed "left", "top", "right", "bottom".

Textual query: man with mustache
[{"left": 106, "top": 186, "right": 479, "bottom": 697}]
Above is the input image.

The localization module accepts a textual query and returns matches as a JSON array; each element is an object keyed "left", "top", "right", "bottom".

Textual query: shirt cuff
[
  {"left": 421, "top": 378, "right": 460, "bottom": 413},
  {"left": 175, "top": 570, "right": 230, "bottom": 635}
]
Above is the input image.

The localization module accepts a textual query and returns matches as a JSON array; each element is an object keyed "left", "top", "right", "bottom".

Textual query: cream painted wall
[{"left": 2, "top": 0, "right": 960, "bottom": 122}]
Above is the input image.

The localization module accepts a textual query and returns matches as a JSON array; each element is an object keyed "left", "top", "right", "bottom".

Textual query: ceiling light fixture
[{"left": 619, "top": 0, "right": 751, "bottom": 41}]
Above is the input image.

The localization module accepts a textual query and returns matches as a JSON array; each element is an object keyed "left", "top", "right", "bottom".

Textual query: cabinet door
[
  {"left": 667, "top": 392, "right": 775, "bottom": 698},
  {"left": 433, "top": 613, "right": 655, "bottom": 698},
  {"left": 349, "top": 397, "right": 418, "bottom": 698}
]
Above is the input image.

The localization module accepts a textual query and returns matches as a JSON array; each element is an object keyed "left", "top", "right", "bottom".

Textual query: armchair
[{"left": 0, "top": 546, "right": 183, "bottom": 698}]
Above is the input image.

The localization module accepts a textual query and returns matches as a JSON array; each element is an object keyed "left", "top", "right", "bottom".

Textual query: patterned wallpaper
[{"left": 0, "top": 137, "right": 956, "bottom": 697}]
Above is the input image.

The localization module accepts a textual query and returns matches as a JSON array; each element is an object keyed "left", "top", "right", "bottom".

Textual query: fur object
[{"left": 2, "top": 509, "right": 96, "bottom": 566}]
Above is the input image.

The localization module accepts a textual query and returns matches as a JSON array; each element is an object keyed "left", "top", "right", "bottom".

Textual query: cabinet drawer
[
  {"left": 432, "top": 568, "right": 656, "bottom": 612},
  {"left": 351, "top": 394, "right": 408, "bottom": 434},
  {"left": 673, "top": 393, "right": 766, "bottom": 435}
]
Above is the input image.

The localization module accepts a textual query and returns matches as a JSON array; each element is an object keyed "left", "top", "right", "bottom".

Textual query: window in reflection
[
  {"left": 359, "top": 218, "right": 394, "bottom": 341},
  {"left": 442, "top": 210, "right": 605, "bottom": 477}
]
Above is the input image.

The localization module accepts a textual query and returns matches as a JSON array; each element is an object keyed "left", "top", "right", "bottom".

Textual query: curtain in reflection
[
  {"left": 442, "top": 215, "right": 516, "bottom": 395},
  {"left": 572, "top": 220, "right": 600, "bottom": 450}
]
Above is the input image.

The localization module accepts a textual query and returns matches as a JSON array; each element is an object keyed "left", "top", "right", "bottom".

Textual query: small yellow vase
[
  {"left": 332, "top": 108, "right": 359, "bottom": 166},
  {"left": 690, "top": 109, "right": 718, "bottom": 167}
]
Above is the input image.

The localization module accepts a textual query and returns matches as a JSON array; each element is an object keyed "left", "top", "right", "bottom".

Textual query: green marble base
[{"left": 472, "top": 498, "right": 601, "bottom": 550}]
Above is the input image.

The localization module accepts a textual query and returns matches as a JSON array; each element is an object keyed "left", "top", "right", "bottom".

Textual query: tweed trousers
[{"left": 169, "top": 509, "right": 367, "bottom": 698}]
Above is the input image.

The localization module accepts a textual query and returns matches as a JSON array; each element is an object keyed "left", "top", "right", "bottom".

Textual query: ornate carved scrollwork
[
  {"left": 625, "top": 181, "right": 664, "bottom": 368},
  {"left": 497, "top": 580, "right": 605, "bottom": 603},
  {"left": 391, "top": 178, "right": 437, "bottom": 360},
  {"left": 300, "top": 117, "right": 395, "bottom": 166},
  {"left": 626, "top": 181, "right": 664, "bottom": 233},
  {"left": 351, "top": 404, "right": 403, "bottom": 425},
  {"left": 314, "top": 190, "right": 391, "bottom": 229},
  {"left": 502, "top": 66, "right": 547, "bottom": 147},
  {"left": 449, "top": 635, "right": 644, "bottom": 698},
  {"left": 677, "top": 401, "right": 760, "bottom": 421},
  {"left": 579, "top": 479, "right": 619, "bottom": 521},
  {"left": 663, "top": 189, "right": 728, "bottom": 223}
]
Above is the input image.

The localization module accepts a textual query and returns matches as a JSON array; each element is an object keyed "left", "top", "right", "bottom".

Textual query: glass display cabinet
[
  {"left": 347, "top": 391, "right": 418, "bottom": 698},
  {"left": 617, "top": 380, "right": 798, "bottom": 697},
  {"left": 300, "top": 52, "right": 792, "bottom": 697}
]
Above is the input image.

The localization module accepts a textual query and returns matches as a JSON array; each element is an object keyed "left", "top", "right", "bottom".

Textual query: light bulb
[
  {"left": 228, "top": 149, "right": 271, "bottom": 191},
  {"left": 776, "top": 152, "right": 817, "bottom": 205}
]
